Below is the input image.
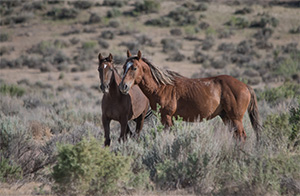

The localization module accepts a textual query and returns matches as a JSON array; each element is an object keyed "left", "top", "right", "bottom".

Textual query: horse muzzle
[
  {"left": 119, "top": 83, "right": 130, "bottom": 95},
  {"left": 100, "top": 83, "right": 109, "bottom": 93}
]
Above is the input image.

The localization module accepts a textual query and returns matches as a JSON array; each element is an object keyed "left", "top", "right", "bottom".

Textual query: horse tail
[{"left": 247, "top": 85, "right": 262, "bottom": 143}]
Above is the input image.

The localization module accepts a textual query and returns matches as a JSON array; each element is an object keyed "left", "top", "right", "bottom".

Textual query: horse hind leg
[
  {"left": 220, "top": 111, "right": 246, "bottom": 142},
  {"left": 126, "top": 124, "right": 133, "bottom": 137},
  {"left": 232, "top": 119, "right": 247, "bottom": 142}
]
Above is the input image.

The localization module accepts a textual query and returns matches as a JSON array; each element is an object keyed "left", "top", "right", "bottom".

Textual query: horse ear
[
  {"left": 108, "top": 53, "right": 113, "bottom": 62},
  {"left": 127, "top": 50, "right": 132, "bottom": 57},
  {"left": 98, "top": 53, "right": 103, "bottom": 61},
  {"left": 137, "top": 50, "right": 142, "bottom": 60}
]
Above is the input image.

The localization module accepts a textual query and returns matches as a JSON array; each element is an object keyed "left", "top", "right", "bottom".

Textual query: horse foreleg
[
  {"left": 119, "top": 118, "right": 129, "bottom": 143},
  {"left": 102, "top": 116, "right": 111, "bottom": 146}
]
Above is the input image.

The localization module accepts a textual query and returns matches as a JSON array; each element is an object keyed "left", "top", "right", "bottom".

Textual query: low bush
[
  {"left": 168, "top": 7, "right": 197, "bottom": 26},
  {"left": 198, "top": 21, "right": 210, "bottom": 30},
  {"left": 257, "top": 82, "right": 300, "bottom": 104},
  {"left": 201, "top": 36, "right": 215, "bottom": 51},
  {"left": 52, "top": 137, "right": 132, "bottom": 195},
  {"left": 87, "top": 13, "right": 101, "bottom": 24},
  {"left": 0, "top": 46, "right": 14, "bottom": 56},
  {"left": 108, "top": 20, "right": 120, "bottom": 28},
  {"left": 250, "top": 13, "right": 279, "bottom": 28},
  {"left": 218, "top": 28, "right": 235, "bottom": 38},
  {"left": 289, "top": 26, "right": 300, "bottom": 34},
  {"left": 0, "top": 12, "right": 34, "bottom": 25},
  {"left": 103, "top": 0, "right": 127, "bottom": 7},
  {"left": 225, "top": 16, "right": 249, "bottom": 28},
  {"left": 234, "top": 7, "right": 253, "bottom": 15},
  {"left": 273, "top": 52, "right": 300, "bottom": 79},
  {"left": 101, "top": 30, "right": 115, "bottom": 40},
  {"left": 253, "top": 27, "right": 273, "bottom": 40},
  {"left": 47, "top": 7, "right": 78, "bottom": 20},
  {"left": 161, "top": 38, "right": 182, "bottom": 53},
  {"left": 0, "top": 156, "right": 22, "bottom": 183},
  {"left": 107, "top": 8, "right": 121, "bottom": 18},
  {"left": 98, "top": 39, "right": 110, "bottom": 49},
  {"left": 133, "top": 0, "right": 160, "bottom": 15},
  {"left": 61, "top": 28, "right": 80, "bottom": 36},
  {"left": 82, "top": 41, "right": 97, "bottom": 51},
  {"left": 193, "top": 46, "right": 210, "bottom": 64},
  {"left": 263, "top": 104, "right": 300, "bottom": 150},
  {"left": 166, "top": 51, "right": 185, "bottom": 62},
  {"left": 119, "top": 41, "right": 140, "bottom": 52},
  {"left": 22, "top": 1, "right": 46, "bottom": 11},
  {"left": 0, "top": 84, "right": 25, "bottom": 97},
  {"left": 145, "top": 17, "right": 171, "bottom": 27},
  {"left": 218, "top": 43, "right": 235, "bottom": 52},
  {"left": 170, "top": 28, "right": 182, "bottom": 36},
  {"left": 281, "top": 43, "right": 299, "bottom": 54},
  {"left": 183, "top": 2, "right": 208, "bottom": 12},
  {"left": 73, "top": 1, "right": 93, "bottom": 9},
  {"left": 0, "top": 32, "right": 10, "bottom": 42}
]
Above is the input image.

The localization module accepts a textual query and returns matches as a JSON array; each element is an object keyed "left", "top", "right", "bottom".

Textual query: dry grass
[{"left": 0, "top": 0, "right": 299, "bottom": 195}]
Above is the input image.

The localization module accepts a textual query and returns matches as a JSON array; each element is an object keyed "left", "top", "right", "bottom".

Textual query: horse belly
[{"left": 175, "top": 97, "right": 220, "bottom": 122}]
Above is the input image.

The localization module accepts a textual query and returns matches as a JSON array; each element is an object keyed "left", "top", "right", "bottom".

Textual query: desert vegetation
[{"left": 0, "top": 0, "right": 299, "bottom": 195}]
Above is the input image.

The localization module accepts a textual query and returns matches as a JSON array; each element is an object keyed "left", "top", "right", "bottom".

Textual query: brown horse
[
  {"left": 119, "top": 50, "right": 261, "bottom": 142},
  {"left": 98, "top": 53, "right": 150, "bottom": 146}
]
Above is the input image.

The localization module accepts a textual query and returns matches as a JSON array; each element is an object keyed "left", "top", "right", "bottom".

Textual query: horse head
[
  {"left": 98, "top": 53, "right": 114, "bottom": 93},
  {"left": 119, "top": 50, "right": 144, "bottom": 94}
]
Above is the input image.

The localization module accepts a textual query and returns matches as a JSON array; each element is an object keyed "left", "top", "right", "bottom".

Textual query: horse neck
[
  {"left": 138, "top": 68, "right": 160, "bottom": 98},
  {"left": 108, "top": 69, "right": 122, "bottom": 96}
]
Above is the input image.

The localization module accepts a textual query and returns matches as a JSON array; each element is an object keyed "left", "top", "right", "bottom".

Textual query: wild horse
[
  {"left": 119, "top": 51, "right": 261, "bottom": 142},
  {"left": 98, "top": 53, "right": 150, "bottom": 146}
]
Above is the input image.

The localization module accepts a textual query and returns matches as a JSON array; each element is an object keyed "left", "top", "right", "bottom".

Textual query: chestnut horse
[
  {"left": 119, "top": 51, "right": 261, "bottom": 142},
  {"left": 98, "top": 53, "right": 150, "bottom": 146}
]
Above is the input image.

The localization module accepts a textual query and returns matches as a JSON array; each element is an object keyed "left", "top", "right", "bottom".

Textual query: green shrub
[
  {"left": 0, "top": 156, "right": 22, "bottom": 183},
  {"left": 0, "top": 12, "right": 34, "bottom": 25},
  {"left": 250, "top": 14, "right": 279, "bottom": 28},
  {"left": 289, "top": 104, "right": 300, "bottom": 143},
  {"left": 88, "top": 13, "right": 101, "bottom": 24},
  {"left": 168, "top": 7, "right": 197, "bottom": 26},
  {"left": 47, "top": 7, "right": 78, "bottom": 20},
  {"left": 289, "top": 26, "right": 300, "bottom": 34},
  {"left": 52, "top": 137, "right": 132, "bottom": 195},
  {"left": 82, "top": 41, "right": 97, "bottom": 50},
  {"left": 0, "top": 32, "right": 10, "bottom": 42},
  {"left": 0, "top": 84, "right": 25, "bottom": 97},
  {"left": 225, "top": 16, "right": 249, "bottom": 28},
  {"left": 274, "top": 52, "right": 300, "bottom": 79},
  {"left": 107, "top": 8, "right": 121, "bottom": 18},
  {"left": 103, "top": 0, "right": 127, "bottom": 7},
  {"left": 134, "top": 0, "right": 160, "bottom": 14},
  {"left": 73, "top": 1, "right": 93, "bottom": 9},
  {"left": 145, "top": 17, "right": 171, "bottom": 27},
  {"left": 257, "top": 82, "right": 300, "bottom": 104}
]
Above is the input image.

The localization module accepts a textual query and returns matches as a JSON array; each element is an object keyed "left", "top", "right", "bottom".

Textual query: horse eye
[{"left": 132, "top": 66, "right": 137, "bottom": 71}]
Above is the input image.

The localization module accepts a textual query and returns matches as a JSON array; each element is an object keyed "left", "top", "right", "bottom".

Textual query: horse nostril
[{"left": 124, "top": 84, "right": 128, "bottom": 90}]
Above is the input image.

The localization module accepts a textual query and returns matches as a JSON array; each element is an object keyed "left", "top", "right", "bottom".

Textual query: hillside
[{"left": 0, "top": 0, "right": 299, "bottom": 195}]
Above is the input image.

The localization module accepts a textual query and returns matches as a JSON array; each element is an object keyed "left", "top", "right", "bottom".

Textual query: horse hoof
[{"left": 104, "top": 139, "right": 111, "bottom": 146}]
